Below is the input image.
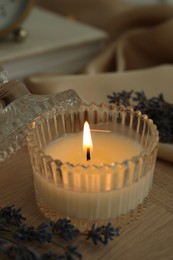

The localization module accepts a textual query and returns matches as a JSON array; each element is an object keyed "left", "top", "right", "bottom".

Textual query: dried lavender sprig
[
  {"left": 14, "top": 222, "right": 53, "bottom": 244},
  {"left": 52, "top": 219, "right": 80, "bottom": 241},
  {"left": 107, "top": 90, "right": 133, "bottom": 106},
  {"left": 0, "top": 205, "right": 120, "bottom": 259},
  {"left": 1, "top": 228, "right": 81, "bottom": 260},
  {"left": 0, "top": 238, "right": 40, "bottom": 259},
  {"left": 0, "top": 205, "right": 26, "bottom": 227},
  {"left": 0, "top": 206, "right": 81, "bottom": 259},
  {"left": 86, "top": 223, "right": 120, "bottom": 245},
  {"left": 108, "top": 90, "right": 173, "bottom": 143},
  {"left": 64, "top": 244, "right": 82, "bottom": 260},
  {"left": 41, "top": 245, "right": 82, "bottom": 260}
]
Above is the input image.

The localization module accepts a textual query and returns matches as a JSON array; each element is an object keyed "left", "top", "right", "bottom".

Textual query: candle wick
[{"left": 86, "top": 148, "right": 91, "bottom": 161}]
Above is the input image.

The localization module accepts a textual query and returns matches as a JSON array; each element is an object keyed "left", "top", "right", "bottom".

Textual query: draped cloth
[{"left": 84, "top": 4, "right": 173, "bottom": 73}]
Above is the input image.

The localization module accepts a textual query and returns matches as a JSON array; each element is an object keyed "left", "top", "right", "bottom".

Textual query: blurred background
[{"left": 36, "top": 0, "right": 173, "bottom": 31}]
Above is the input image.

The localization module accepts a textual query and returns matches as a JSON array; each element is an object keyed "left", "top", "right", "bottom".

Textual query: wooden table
[{"left": 0, "top": 146, "right": 173, "bottom": 260}]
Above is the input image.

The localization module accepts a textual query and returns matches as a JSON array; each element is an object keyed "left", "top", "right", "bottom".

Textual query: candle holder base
[{"left": 35, "top": 185, "right": 151, "bottom": 231}]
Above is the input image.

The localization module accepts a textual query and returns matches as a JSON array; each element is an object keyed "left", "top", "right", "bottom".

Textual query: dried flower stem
[{"left": 0, "top": 205, "right": 119, "bottom": 259}]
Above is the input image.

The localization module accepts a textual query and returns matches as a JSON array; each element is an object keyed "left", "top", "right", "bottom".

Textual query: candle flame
[{"left": 83, "top": 121, "right": 93, "bottom": 151}]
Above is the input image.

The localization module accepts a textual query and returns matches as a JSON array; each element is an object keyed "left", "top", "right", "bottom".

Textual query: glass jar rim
[{"left": 27, "top": 102, "right": 159, "bottom": 169}]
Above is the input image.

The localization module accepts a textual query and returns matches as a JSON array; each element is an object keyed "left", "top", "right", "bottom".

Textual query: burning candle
[
  {"left": 27, "top": 103, "right": 159, "bottom": 229},
  {"left": 39, "top": 121, "right": 150, "bottom": 221}
]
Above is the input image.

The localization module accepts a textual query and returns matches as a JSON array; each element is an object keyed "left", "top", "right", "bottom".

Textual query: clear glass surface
[
  {"left": 0, "top": 80, "right": 82, "bottom": 161},
  {"left": 27, "top": 103, "right": 159, "bottom": 230}
]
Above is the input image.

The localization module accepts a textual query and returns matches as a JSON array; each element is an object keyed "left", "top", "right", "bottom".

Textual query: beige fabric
[
  {"left": 37, "top": 1, "right": 173, "bottom": 72},
  {"left": 84, "top": 4, "right": 173, "bottom": 73},
  {"left": 36, "top": 0, "right": 137, "bottom": 31}
]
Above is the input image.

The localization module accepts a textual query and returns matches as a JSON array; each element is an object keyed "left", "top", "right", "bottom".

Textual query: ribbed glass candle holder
[{"left": 27, "top": 103, "right": 159, "bottom": 230}]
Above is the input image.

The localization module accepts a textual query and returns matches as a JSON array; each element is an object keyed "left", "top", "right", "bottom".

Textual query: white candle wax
[
  {"left": 35, "top": 167, "right": 153, "bottom": 220},
  {"left": 44, "top": 131, "right": 142, "bottom": 165}
]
